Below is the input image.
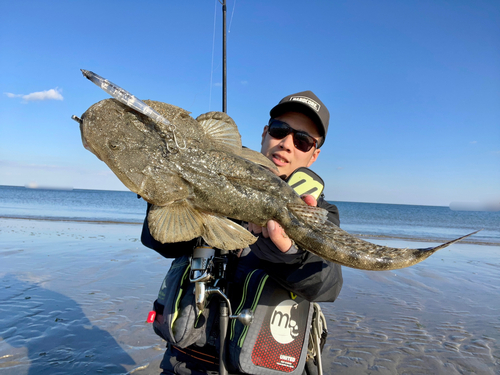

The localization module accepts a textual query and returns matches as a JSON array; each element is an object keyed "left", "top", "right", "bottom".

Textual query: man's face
[{"left": 260, "top": 111, "right": 321, "bottom": 179}]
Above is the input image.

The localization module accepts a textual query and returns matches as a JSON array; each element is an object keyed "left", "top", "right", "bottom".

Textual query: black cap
[{"left": 270, "top": 90, "right": 329, "bottom": 147}]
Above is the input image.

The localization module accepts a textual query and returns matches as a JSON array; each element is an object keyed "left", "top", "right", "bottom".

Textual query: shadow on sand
[{"left": 0, "top": 274, "right": 135, "bottom": 374}]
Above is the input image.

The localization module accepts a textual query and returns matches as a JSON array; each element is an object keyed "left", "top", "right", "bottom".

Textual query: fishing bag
[
  {"left": 227, "top": 269, "right": 313, "bottom": 375},
  {"left": 152, "top": 255, "right": 217, "bottom": 348},
  {"left": 152, "top": 258, "right": 314, "bottom": 374}
]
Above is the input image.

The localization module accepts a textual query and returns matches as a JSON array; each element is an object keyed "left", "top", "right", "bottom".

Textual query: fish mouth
[
  {"left": 81, "top": 135, "right": 90, "bottom": 151},
  {"left": 79, "top": 119, "right": 99, "bottom": 157},
  {"left": 80, "top": 133, "right": 103, "bottom": 161},
  {"left": 122, "top": 171, "right": 148, "bottom": 196}
]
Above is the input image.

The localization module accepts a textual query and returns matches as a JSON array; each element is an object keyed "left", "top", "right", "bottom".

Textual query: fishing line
[{"left": 228, "top": 0, "right": 236, "bottom": 33}]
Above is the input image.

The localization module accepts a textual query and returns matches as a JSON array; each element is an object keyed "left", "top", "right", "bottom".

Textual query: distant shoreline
[
  {"left": 0, "top": 215, "right": 142, "bottom": 226},
  {"left": 0, "top": 184, "right": 457, "bottom": 208},
  {"left": 1, "top": 216, "right": 497, "bottom": 247}
]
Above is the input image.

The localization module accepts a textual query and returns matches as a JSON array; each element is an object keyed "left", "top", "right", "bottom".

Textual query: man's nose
[{"left": 279, "top": 133, "right": 294, "bottom": 151}]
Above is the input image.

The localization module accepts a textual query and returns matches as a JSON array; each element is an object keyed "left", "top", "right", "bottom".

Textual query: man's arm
[{"left": 248, "top": 196, "right": 343, "bottom": 302}]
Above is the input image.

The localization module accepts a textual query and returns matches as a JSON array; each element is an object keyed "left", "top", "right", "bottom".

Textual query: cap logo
[{"left": 289, "top": 96, "right": 320, "bottom": 112}]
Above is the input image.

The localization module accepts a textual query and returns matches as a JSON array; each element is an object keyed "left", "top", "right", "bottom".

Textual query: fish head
[{"left": 79, "top": 98, "right": 192, "bottom": 203}]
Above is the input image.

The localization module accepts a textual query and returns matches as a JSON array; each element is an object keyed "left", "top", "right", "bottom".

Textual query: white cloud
[
  {"left": 4, "top": 88, "right": 64, "bottom": 102},
  {"left": 5, "top": 92, "right": 22, "bottom": 98},
  {"left": 470, "top": 140, "right": 477, "bottom": 144}
]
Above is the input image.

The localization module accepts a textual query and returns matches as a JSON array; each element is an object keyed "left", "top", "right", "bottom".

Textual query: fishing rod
[
  {"left": 219, "top": 3, "right": 229, "bottom": 373},
  {"left": 222, "top": 0, "right": 227, "bottom": 113}
]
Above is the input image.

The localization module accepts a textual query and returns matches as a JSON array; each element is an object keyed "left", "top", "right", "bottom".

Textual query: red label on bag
[
  {"left": 146, "top": 311, "right": 156, "bottom": 323},
  {"left": 251, "top": 300, "right": 305, "bottom": 372}
]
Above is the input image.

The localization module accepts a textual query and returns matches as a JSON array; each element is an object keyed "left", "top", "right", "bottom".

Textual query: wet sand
[
  {"left": 323, "top": 238, "right": 500, "bottom": 374},
  {"left": 0, "top": 218, "right": 499, "bottom": 374}
]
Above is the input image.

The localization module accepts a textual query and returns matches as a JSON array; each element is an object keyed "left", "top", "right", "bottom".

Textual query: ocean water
[
  {"left": 335, "top": 201, "right": 500, "bottom": 245},
  {"left": 0, "top": 185, "right": 146, "bottom": 224},
  {"left": 1, "top": 185, "right": 498, "bottom": 245}
]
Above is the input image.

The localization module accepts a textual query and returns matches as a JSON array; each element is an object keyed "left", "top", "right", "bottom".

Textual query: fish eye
[{"left": 108, "top": 141, "right": 120, "bottom": 150}]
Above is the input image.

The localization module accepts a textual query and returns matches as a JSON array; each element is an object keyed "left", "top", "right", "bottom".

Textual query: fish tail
[
  {"left": 418, "top": 230, "right": 481, "bottom": 252},
  {"left": 286, "top": 204, "right": 481, "bottom": 271}
]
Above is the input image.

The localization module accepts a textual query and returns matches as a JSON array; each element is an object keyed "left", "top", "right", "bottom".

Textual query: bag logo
[{"left": 270, "top": 300, "right": 300, "bottom": 344}]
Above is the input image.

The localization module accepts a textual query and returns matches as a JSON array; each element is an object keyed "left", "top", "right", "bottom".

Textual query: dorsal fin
[
  {"left": 240, "top": 147, "right": 279, "bottom": 174},
  {"left": 288, "top": 203, "right": 329, "bottom": 226},
  {"left": 196, "top": 111, "right": 279, "bottom": 174},
  {"left": 196, "top": 111, "right": 242, "bottom": 153}
]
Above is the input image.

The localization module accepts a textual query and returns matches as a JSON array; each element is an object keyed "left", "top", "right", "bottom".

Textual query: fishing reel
[
  {"left": 190, "top": 244, "right": 217, "bottom": 308},
  {"left": 190, "top": 242, "right": 253, "bottom": 326}
]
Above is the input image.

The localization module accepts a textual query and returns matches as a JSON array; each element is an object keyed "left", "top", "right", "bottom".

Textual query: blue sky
[{"left": 1, "top": 0, "right": 499, "bottom": 207}]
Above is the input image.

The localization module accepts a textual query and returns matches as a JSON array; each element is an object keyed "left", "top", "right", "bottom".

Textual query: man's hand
[{"left": 248, "top": 195, "right": 318, "bottom": 253}]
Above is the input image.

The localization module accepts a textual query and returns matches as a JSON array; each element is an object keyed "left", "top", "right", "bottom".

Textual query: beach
[{"left": 0, "top": 218, "right": 499, "bottom": 374}]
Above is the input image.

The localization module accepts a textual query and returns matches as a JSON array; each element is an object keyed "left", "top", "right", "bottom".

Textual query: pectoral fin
[
  {"left": 148, "top": 201, "right": 257, "bottom": 250},
  {"left": 148, "top": 202, "right": 204, "bottom": 244}
]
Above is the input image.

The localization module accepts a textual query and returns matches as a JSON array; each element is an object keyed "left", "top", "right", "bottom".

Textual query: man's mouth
[{"left": 272, "top": 154, "right": 289, "bottom": 166}]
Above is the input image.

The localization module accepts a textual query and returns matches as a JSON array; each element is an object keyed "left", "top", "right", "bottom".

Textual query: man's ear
[
  {"left": 261, "top": 126, "right": 268, "bottom": 146},
  {"left": 306, "top": 148, "right": 321, "bottom": 167}
]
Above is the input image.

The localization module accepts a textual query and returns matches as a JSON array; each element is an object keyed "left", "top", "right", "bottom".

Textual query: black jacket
[{"left": 141, "top": 196, "right": 343, "bottom": 303}]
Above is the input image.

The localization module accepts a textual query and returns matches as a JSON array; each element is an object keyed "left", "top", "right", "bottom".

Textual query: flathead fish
[{"left": 74, "top": 70, "right": 478, "bottom": 271}]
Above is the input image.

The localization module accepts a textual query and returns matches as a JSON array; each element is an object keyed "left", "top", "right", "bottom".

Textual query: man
[{"left": 142, "top": 91, "right": 343, "bottom": 374}]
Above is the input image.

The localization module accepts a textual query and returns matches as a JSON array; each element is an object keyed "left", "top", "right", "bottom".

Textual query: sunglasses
[{"left": 267, "top": 119, "right": 318, "bottom": 152}]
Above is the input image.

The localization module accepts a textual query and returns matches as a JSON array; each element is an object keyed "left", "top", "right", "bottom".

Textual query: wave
[
  {"left": 0, "top": 215, "right": 142, "bottom": 226},
  {"left": 2, "top": 215, "right": 497, "bottom": 246}
]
